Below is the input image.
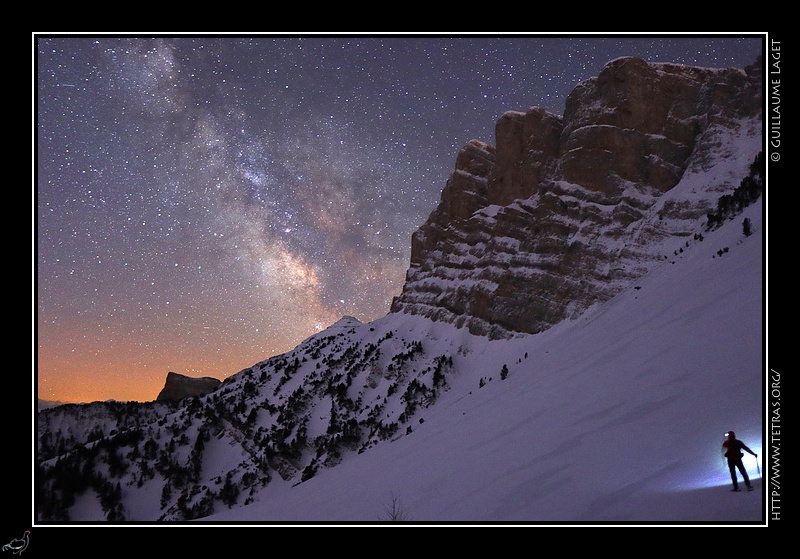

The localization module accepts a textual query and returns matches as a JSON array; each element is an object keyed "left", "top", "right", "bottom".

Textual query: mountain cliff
[
  {"left": 390, "top": 56, "right": 763, "bottom": 338},
  {"left": 156, "top": 372, "right": 222, "bottom": 403}
]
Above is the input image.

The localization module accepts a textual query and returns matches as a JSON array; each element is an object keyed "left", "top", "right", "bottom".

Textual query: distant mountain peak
[{"left": 156, "top": 371, "right": 222, "bottom": 402}]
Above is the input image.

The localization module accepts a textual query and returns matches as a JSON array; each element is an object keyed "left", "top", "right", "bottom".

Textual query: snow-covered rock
[{"left": 391, "top": 56, "right": 763, "bottom": 338}]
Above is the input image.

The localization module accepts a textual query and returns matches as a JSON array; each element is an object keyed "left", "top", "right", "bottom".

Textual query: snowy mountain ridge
[
  {"left": 210, "top": 198, "right": 763, "bottom": 523},
  {"left": 36, "top": 57, "right": 764, "bottom": 524}
]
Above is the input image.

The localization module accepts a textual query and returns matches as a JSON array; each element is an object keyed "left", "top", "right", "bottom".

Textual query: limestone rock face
[
  {"left": 488, "top": 107, "right": 562, "bottom": 206},
  {"left": 558, "top": 56, "right": 761, "bottom": 196},
  {"left": 436, "top": 139, "right": 495, "bottom": 223},
  {"left": 390, "top": 57, "right": 762, "bottom": 338},
  {"left": 156, "top": 372, "right": 222, "bottom": 402}
]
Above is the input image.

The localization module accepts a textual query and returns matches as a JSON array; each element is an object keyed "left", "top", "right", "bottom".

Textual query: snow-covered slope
[{"left": 205, "top": 196, "right": 763, "bottom": 523}]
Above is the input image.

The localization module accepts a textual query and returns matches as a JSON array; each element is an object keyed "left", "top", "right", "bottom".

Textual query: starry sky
[{"left": 35, "top": 33, "right": 764, "bottom": 404}]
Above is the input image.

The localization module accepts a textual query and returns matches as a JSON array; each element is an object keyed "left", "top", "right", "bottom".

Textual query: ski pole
[{"left": 755, "top": 453, "right": 760, "bottom": 475}]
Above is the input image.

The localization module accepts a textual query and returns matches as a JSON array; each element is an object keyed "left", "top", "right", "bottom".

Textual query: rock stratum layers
[{"left": 390, "top": 56, "right": 763, "bottom": 338}]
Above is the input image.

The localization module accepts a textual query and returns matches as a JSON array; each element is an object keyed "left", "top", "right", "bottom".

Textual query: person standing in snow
[{"left": 722, "top": 431, "right": 757, "bottom": 492}]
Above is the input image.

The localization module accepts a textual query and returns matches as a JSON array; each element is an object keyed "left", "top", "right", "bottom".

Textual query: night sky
[{"left": 36, "top": 34, "right": 763, "bottom": 404}]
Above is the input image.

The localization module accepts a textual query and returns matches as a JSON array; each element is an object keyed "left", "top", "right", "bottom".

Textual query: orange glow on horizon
[{"left": 36, "top": 325, "right": 309, "bottom": 405}]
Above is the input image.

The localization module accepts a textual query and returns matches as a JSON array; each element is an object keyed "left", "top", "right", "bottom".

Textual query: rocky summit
[
  {"left": 391, "top": 56, "right": 763, "bottom": 338},
  {"left": 156, "top": 371, "right": 222, "bottom": 402}
]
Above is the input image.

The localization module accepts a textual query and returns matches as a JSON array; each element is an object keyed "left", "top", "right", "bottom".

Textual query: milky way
[{"left": 36, "top": 34, "right": 763, "bottom": 403}]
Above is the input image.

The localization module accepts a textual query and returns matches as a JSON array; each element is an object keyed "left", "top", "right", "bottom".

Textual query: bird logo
[{"left": 2, "top": 531, "right": 29, "bottom": 555}]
